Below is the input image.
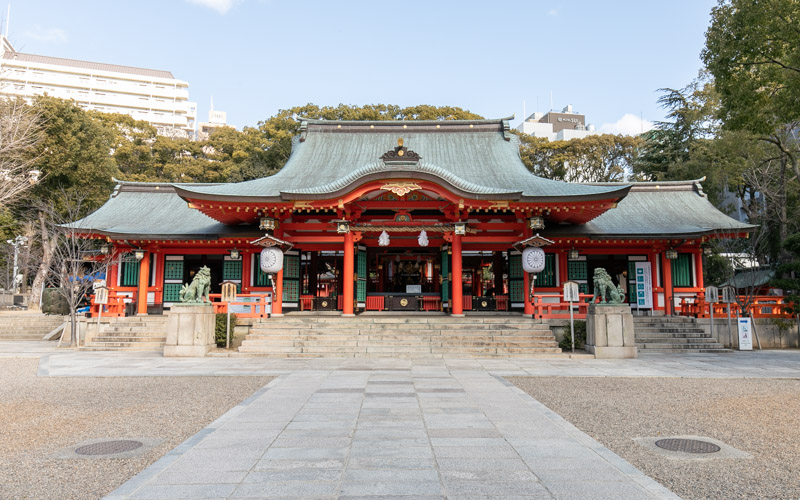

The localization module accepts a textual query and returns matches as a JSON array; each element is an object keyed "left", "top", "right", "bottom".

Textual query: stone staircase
[
  {"left": 634, "top": 316, "right": 731, "bottom": 353},
  {"left": 0, "top": 314, "right": 66, "bottom": 340},
  {"left": 238, "top": 315, "right": 561, "bottom": 358},
  {"left": 81, "top": 316, "right": 168, "bottom": 351}
]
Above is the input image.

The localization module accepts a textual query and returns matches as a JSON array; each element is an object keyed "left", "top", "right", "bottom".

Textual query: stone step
[
  {"left": 636, "top": 342, "right": 725, "bottom": 349},
  {"left": 93, "top": 336, "right": 167, "bottom": 343},
  {"left": 637, "top": 348, "right": 734, "bottom": 354},
  {"left": 81, "top": 342, "right": 165, "bottom": 350},
  {"left": 636, "top": 332, "right": 712, "bottom": 339}
]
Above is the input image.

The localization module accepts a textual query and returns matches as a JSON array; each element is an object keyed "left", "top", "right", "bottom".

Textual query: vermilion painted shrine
[{"left": 75, "top": 118, "right": 753, "bottom": 319}]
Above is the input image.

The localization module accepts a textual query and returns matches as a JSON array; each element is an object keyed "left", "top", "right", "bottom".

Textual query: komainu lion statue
[
  {"left": 179, "top": 266, "right": 211, "bottom": 303},
  {"left": 591, "top": 267, "right": 625, "bottom": 305}
]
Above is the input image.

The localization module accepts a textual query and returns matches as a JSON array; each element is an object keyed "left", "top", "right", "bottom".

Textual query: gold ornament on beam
[{"left": 380, "top": 182, "right": 422, "bottom": 197}]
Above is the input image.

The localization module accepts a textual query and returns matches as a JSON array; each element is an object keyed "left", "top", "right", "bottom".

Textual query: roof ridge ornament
[{"left": 380, "top": 137, "right": 421, "bottom": 166}]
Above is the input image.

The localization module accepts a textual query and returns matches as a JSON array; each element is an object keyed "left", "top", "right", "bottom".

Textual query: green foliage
[
  {"left": 704, "top": 253, "right": 734, "bottom": 287},
  {"left": 42, "top": 288, "right": 69, "bottom": 315},
  {"left": 771, "top": 233, "right": 800, "bottom": 315},
  {"left": 559, "top": 320, "right": 586, "bottom": 351},
  {"left": 517, "top": 133, "right": 642, "bottom": 182},
  {"left": 214, "top": 313, "right": 238, "bottom": 348},
  {"left": 29, "top": 96, "right": 120, "bottom": 213},
  {"left": 703, "top": 0, "right": 800, "bottom": 135}
]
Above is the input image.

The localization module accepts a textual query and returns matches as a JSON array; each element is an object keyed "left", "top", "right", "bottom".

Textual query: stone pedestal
[
  {"left": 585, "top": 304, "right": 637, "bottom": 359},
  {"left": 163, "top": 304, "right": 215, "bottom": 357}
]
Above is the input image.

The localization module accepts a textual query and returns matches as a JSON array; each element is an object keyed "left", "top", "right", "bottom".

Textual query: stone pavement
[
  {"left": 105, "top": 364, "right": 675, "bottom": 499},
  {"left": 3, "top": 342, "right": 799, "bottom": 499}
]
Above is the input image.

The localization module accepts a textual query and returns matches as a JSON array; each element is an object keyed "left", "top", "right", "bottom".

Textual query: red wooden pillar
[
  {"left": 152, "top": 250, "right": 163, "bottom": 306},
  {"left": 523, "top": 271, "right": 534, "bottom": 317},
  {"left": 662, "top": 252, "right": 674, "bottom": 315},
  {"left": 136, "top": 250, "right": 150, "bottom": 315},
  {"left": 451, "top": 232, "right": 464, "bottom": 316},
  {"left": 695, "top": 250, "right": 705, "bottom": 289},
  {"left": 272, "top": 228, "right": 284, "bottom": 316},
  {"left": 649, "top": 252, "right": 659, "bottom": 312},
  {"left": 558, "top": 250, "right": 568, "bottom": 287},
  {"left": 241, "top": 252, "right": 252, "bottom": 292},
  {"left": 343, "top": 231, "right": 355, "bottom": 316}
]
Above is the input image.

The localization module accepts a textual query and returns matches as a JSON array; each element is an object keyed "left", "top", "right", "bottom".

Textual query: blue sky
[{"left": 5, "top": 0, "right": 716, "bottom": 133}]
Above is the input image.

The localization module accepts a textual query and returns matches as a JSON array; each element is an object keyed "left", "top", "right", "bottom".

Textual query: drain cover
[
  {"left": 655, "top": 438, "right": 721, "bottom": 454},
  {"left": 75, "top": 440, "right": 143, "bottom": 456}
]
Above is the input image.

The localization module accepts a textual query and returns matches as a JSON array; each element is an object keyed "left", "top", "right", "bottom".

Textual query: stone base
[
  {"left": 585, "top": 303, "right": 637, "bottom": 359},
  {"left": 164, "top": 304, "right": 215, "bottom": 357},
  {"left": 585, "top": 345, "right": 638, "bottom": 359}
]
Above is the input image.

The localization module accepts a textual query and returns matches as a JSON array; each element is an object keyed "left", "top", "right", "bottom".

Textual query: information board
[
  {"left": 634, "top": 262, "right": 653, "bottom": 309},
  {"left": 737, "top": 317, "right": 753, "bottom": 350},
  {"left": 563, "top": 281, "right": 580, "bottom": 303}
]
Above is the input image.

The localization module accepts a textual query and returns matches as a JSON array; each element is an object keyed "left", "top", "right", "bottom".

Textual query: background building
[
  {"left": 0, "top": 35, "right": 196, "bottom": 138},
  {"left": 516, "top": 104, "right": 597, "bottom": 141},
  {"left": 196, "top": 99, "right": 232, "bottom": 141}
]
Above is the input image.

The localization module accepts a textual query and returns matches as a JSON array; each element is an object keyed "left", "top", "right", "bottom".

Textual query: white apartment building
[
  {"left": 516, "top": 104, "right": 597, "bottom": 142},
  {"left": 0, "top": 35, "right": 196, "bottom": 138},
  {"left": 197, "top": 101, "right": 233, "bottom": 141}
]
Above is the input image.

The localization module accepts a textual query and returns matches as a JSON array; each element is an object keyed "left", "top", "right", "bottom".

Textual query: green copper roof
[
  {"left": 73, "top": 179, "right": 752, "bottom": 241},
  {"left": 543, "top": 180, "right": 755, "bottom": 238},
  {"left": 69, "top": 182, "right": 258, "bottom": 239},
  {"left": 174, "top": 119, "right": 630, "bottom": 202}
]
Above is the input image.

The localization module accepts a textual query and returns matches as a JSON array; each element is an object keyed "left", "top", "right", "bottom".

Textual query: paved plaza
[{"left": 4, "top": 342, "right": 800, "bottom": 499}]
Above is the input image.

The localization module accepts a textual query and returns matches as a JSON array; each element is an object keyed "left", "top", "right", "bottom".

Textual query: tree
[
  {"left": 703, "top": 0, "right": 800, "bottom": 188},
  {"left": 0, "top": 98, "right": 44, "bottom": 208},
  {"left": 39, "top": 190, "right": 111, "bottom": 346},
  {"left": 29, "top": 96, "right": 120, "bottom": 211},
  {"left": 517, "top": 133, "right": 642, "bottom": 182},
  {"left": 771, "top": 233, "right": 800, "bottom": 334}
]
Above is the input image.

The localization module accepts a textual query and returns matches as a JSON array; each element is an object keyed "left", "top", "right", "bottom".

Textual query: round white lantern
[
  {"left": 522, "top": 247, "right": 546, "bottom": 274},
  {"left": 259, "top": 247, "right": 284, "bottom": 273}
]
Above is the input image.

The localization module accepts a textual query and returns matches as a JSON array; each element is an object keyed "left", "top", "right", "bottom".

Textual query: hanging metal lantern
[
  {"left": 417, "top": 230, "right": 429, "bottom": 247},
  {"left": 259, "top": 247, "right": 284, "bottom": 273},
  {"left": 378, "top": 230, "right": 390, "bottom": 247}
]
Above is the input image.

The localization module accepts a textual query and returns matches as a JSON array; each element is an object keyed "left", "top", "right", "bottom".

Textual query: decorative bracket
[{"left": 380, "top": 137, "right": 421, "bottom": 166}]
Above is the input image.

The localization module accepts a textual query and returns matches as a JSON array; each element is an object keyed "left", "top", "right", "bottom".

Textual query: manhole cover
[
  {"left": 655, "top": 438, "right": 721, "bottom": 454},
  {"left": 75, "top": 440, "right": 143, "bottom": 456}
]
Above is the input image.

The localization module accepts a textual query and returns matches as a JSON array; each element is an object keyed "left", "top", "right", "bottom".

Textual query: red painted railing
[
  {"left": 421, "top": 296, "right": 441, "bottom": 311},
  {"left": 89, "top": 292, "right": 127, "bottom": 317},
  {"left": 209, "top": 293, "right": 272, "bottom": 318},
  {"left": 532, "top": 293, "right": 595, "bottom": 319},
  {"left": 678, "top": 294, "right": 795, "bottom": 319}
]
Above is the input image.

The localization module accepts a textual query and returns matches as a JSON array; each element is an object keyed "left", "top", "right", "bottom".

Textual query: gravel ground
[
  {"left": 0, "top": 358, "right": 272, "bottom": 500},
  {"left": 508, "top": 376, "right": 800, "bottom": 500}
]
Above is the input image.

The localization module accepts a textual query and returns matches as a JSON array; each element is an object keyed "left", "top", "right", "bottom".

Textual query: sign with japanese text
[
  {"left": 737, "top": 317, "right": 753, "bottom": 350},
  {"left": 634, "top": 262, "right": 652, "bottom": 309}
]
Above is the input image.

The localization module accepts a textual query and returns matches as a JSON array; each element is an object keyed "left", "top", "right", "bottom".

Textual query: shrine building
[{"left": 75, "top": 118, "right": 752, "bottom": 319}]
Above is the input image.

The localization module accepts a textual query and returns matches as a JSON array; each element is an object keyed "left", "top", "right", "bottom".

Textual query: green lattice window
[
  {"left": 356, "top": 250, "right": 366, "bottom": 302},
  {"left": 164, "top": 283, "right": 182, "bottom": 302},
  {"left": 223, "top": 260, "right": 242, "bottom": 280},
  {"left": 254, "top": 266, "right": 270, "bottom": 286},
  {"left": 284, "top": 254, "right": 300, "bottom": 279},
  {"left": 568, "top": 260, "right": 587, "bottom": 280},
  {"left": 282, "top": 254, "right": 300, "bottom": 302},
  {"left": 120, "top": 256, "right": 139, "bottom": 287},
  {"left": 509, "top": 277, "right": 524, "bottom": 303},
  {"left": 509, "top": 254, "right": 523, "bottom": 279},
  {"left": 536, "top": 254, "right": 556, "bottom": 287},
  {"left": 671, "top": 253, "right": 693, "bottom": 287},
  {"left": 164, "top": 260, "right": 183, "bottom": 280},
  {"left": 441, "top": 248, "right": 450, "bottom": 303}
]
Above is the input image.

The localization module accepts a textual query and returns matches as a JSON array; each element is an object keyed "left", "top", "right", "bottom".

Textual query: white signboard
[
  {"left": 94, "top": 287, "right": 109, "bottom": 305},
  {"left": 722, "top": 286, "right": 737, "bottom": 304},
  {"left": 406, "top": 285, "right": 422, "bottom": 294},
  {"left": 737, "top": 317, "right": 753, "bottom": 351},
  {"left": 563, "top": 281, "right": 580, "bottom": 303},
  {"left": 634, "top": 262, "right": 653, "bottom": 309},
  {"left": 705, "top": 286, "right": 719, "bottom": 304}
]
